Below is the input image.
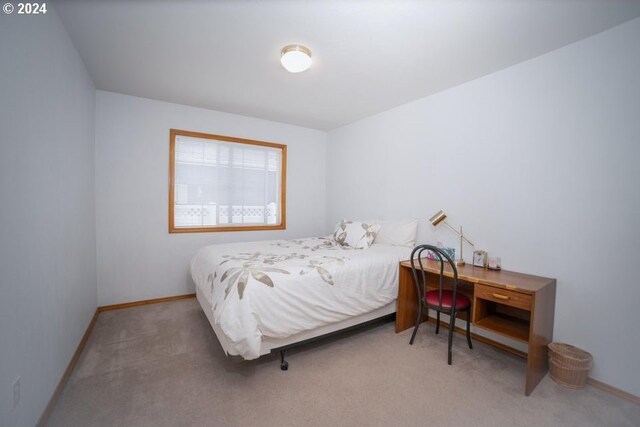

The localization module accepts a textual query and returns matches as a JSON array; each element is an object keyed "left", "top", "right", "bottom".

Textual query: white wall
[
  {"left": 95, "top": 91, "right": 327, "bottom": 306},
  {"left": 0, "top": 7, "right": 97, "bottom": 427},
  {"left": 327, "top": 18, "right": 640, "bottom": 396}
]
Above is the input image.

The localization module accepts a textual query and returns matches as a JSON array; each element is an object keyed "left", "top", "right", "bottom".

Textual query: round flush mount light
[{"left": 280, "top": 45, "right": 312, "bottom": 73}]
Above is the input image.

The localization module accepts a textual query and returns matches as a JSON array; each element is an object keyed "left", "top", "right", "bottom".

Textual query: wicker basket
[{"left": 548, "top": 342, "right": 593, "bottom": 389}]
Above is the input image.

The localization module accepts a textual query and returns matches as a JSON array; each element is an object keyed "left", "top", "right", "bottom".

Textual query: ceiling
[{"left": 54, "top": 0, "right": 640, "bottom": 130}]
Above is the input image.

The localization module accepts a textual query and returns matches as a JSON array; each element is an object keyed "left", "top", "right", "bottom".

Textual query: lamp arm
[
  {"left": 443, "top": 220, "right": 474, "bottom": 246},
  {"left": 442, "top": 221, "right": 460, "bottom": 235}
]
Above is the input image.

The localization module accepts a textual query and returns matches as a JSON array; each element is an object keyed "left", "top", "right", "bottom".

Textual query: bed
[{"left": 190, "top": 220, "right": 417, "bottom": 367}]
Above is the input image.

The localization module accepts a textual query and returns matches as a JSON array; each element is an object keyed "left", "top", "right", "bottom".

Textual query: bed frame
[{"left": 196, "top": 287, "right": 396, "bottom": 370}]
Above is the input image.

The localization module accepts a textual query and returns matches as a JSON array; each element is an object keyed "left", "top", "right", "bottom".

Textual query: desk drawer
[{"left": 475, "top": 284, "right": 532, "bottom": 311}]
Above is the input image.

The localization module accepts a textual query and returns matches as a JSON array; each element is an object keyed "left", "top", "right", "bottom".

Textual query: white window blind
[{"left": 172, "top": 134, "right": 284, "bottom": 229}]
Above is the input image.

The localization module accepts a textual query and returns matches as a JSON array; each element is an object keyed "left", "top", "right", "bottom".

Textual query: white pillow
[
  {"left": 373, "top": 219, "right": 418, "bottom": 247},
  {"left": 332, "top": 220, "right": 381, "bottom": 249}
]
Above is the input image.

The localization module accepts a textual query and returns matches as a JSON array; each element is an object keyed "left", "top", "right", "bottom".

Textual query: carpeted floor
[{"left": 47, "top": 299, "right": 639, "bottom": 427}]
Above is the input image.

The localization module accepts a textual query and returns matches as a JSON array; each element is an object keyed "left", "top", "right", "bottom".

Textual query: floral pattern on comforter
[{"left": 191, "top": 237, "right": 410, "bottom": 359}]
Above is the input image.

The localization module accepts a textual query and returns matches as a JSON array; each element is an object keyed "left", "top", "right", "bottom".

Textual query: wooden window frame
[{"left": 169, "top": 129, "right": 287, "bottom": 233}]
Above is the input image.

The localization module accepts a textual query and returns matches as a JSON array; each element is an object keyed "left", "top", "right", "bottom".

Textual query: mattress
[{"left": 191, "top": 236, "right": 411, "bottom": 359}]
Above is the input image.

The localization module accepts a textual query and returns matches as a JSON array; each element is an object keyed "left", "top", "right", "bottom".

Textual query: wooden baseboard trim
[
  {"left": 588, "top": 377, "right": 640, "bottom": 405},
  {"left": 37, "top": 308, "right": 99, "bottom": 427},
  {"left": 425, "top": 317, "right": 528, "bottom": 359},
  {"left": 97, "top": 293, "right": 196, "bottom": 312}
]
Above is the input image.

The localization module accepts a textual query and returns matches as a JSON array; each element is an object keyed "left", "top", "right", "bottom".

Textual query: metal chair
[{"left": 409, "top": 244, "right": 473, "bottom": 364}]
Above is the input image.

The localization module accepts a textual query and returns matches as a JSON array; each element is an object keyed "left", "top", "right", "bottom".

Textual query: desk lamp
[{"left": 429, "top": 210, "right": 474, "bottom": 267}]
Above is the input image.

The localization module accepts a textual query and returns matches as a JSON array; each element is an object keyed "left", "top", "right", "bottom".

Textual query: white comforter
[{"left": 190, "top": 237, "right": 411, "bottom": 359}]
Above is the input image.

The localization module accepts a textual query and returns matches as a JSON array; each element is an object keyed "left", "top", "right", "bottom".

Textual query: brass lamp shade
[{"left": 429, "top": 210, "right": 447, "bottom": 226}]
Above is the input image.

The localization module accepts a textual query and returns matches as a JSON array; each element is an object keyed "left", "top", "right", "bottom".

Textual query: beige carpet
[{"left": 47, "top": 299, "right": 638, "bottom": 427}]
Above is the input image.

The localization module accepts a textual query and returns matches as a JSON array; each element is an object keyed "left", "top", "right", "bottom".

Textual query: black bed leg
[{"left": 280, "top": 350, "right": 289, "bottom": 371}]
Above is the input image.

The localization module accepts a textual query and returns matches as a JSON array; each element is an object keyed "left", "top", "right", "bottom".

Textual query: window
[{"left": 169, "top": 129, "right": 286, "bottom": 233}]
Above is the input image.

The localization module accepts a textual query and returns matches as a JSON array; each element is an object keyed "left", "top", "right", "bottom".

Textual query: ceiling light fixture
[{"left": 280, "top": 45, "right": 312, "bottom": 73}]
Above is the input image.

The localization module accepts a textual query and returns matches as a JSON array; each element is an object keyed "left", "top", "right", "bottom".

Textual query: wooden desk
[{"left": 396, "top": 259, "right": 556, "bottom": 396}]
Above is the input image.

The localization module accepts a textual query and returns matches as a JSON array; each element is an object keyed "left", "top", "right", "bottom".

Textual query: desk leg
[
  {"left": 525, "top": 280, "right": 556, "bottom": 396},
  {"left": 396, "top": 264, "right": 422, "bottom": 333}
]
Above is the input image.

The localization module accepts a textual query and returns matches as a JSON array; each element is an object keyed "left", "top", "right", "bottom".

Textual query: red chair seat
[{"left": 425, "top": 290, "right": 471, "bottom": 310}]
